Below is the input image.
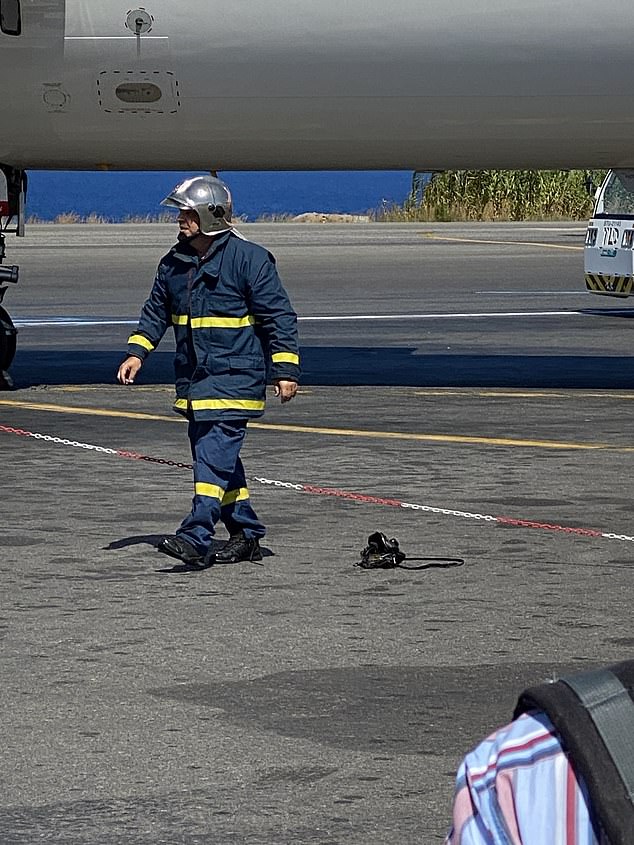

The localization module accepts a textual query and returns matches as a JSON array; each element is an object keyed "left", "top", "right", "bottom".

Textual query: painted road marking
[
  {"left": 412, "top": 389, "right": 634, "bottom": 400},
  {"left": 0, "top": 399, "right": 175, "bottom": 422},
  {"left": 300, "top": 312, "right": 578, "bottom": 319},
  {"left": 423, "top": 233, "right": 584, "bottom": 251},
  {"left": 0, "top": 398, "right": 631, "bottom": 452},
  {"left": 53, "top": 385, "right": 633, "bottom": 401},
  {"left": 298, "top": 309, "right": 585, "bottom": 322},
  {"left": 13, "top": 310, "right": 599, "bottom": 328},
  {"left": 13, "top": 318, "right": 138, "bottom": 327}
]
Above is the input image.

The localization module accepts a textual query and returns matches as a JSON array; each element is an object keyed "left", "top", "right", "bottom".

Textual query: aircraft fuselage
[{"left": 1, "top": 0, "right": 634, "bottom": 170}]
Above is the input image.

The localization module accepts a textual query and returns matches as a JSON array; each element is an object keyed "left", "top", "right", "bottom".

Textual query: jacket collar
[{"left": 170, "top": 230, "right": 232, "bottom": 268}]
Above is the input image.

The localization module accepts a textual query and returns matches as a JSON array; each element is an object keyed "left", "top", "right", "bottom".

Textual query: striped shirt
[{"left": 445, "top": 711, "right": 606, "bottom": 845}]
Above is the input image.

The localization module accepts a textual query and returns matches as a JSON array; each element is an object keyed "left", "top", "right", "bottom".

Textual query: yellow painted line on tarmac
[
  {"left": 413, "top": 389, "right": 634, "bottom": 400},
  {"left": 249, "top": 422, "right": 624, "bottom": 450},
  {"left": 0, "top": 398, "right": 178, "bottom": 423},
  {"left": 415, "top": 390, "right": 564, "bottom": 398},
  {"left": 51, "top": 386, "right": 634, "bottom": 401},
  {"left": 1, "top": 397, "right": 631, "bottom": 452},
  {"left": 422, "top": 233, "right": 583, "bottom": 251},
  {"left": 57, "top": 385, "right": 172, "bottom": 393}
]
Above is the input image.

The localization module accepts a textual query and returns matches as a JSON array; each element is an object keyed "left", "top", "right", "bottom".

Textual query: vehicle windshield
[
  {"left": 0, "top": 0, "right": 21, "bottom": 36},
  {"left": 596, "top": 170, "right": 634, "bottom": 217}
]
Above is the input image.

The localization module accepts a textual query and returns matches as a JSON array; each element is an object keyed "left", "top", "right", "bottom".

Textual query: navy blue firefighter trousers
[{"left": 176, "top": 419, "right": 265, "bottom": 554}]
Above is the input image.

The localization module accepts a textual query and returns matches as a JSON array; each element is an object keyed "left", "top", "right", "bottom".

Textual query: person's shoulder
[
  {"left": 158, "top": 247, "right": 175, "bottom": 265},
  {"left": 158, "top": 241, "right": 191, "bottom": 268},
  {"left": 228, "top": 231, "right": 275, "bottom": 264},
  {"left": 462, "top": 711, "right": 563, "bottom": 784}
]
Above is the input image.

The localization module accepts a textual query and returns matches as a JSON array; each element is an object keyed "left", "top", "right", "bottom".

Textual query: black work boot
[
  {"left": 158, "top": 535, "right": 204, "bottom": 566},
  {"left": 214, "top": 530, "right": 262, "bottom": 564}
]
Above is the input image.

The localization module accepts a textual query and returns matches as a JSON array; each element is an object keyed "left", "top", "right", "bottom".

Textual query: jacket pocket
[
  {"left": 229, "top": 355, "right": 264, "bottom": 372},
  {"left": 206, "top": 354, "right": 230, "bottom": 374},
  {"left": 203, "top": 353, "right": 265, "bottom": 377}
]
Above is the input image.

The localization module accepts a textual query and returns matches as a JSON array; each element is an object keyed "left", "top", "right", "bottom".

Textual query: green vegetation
[{"left": 375, "top": 169, "right": 607, "bottom": 222}]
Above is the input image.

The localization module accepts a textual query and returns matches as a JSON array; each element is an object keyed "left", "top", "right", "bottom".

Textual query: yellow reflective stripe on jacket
[
  {"left": 190, "top": 398, "right": 265, "bottom": 412},
  {"left": 128, "top": 334, "right": 155, "bottom": 351},
  {"left": 173, "top": 398, "right": 264, "bottom": 412},
  {"left": 195, "top": 482, "right": 224, "bottom": 500},
  {"left": 191, "top": 315, "right": 255, "bottom": 329},
  {"left": 171, "top": 314, "right": 254, "bottom": 328},
  {"left": 272, "top": 351, "right": 300, "bottom": 365},
  {"left": 221, "top": 487, "right": 249, "bottom": 506}
]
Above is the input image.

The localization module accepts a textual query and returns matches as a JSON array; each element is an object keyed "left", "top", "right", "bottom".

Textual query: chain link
[
  {"left": 3, "top": 425, "right": 634, "bottom": 543},
  {"left": 254, "top": 476, "right": 303, "bottom": 491},
  {"left": 140, "top": 455, "right": 193, "bottom": 469},
  {"left": 401, "top": 501, "right": 497, "bottom": 521},
  {"left": 25, "top": 431, "right": 118, "bottom": 454}
]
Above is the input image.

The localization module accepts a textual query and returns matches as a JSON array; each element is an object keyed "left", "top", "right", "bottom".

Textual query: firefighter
[{"left": 117, "top": 175, "right": 299, "bottom": 567}]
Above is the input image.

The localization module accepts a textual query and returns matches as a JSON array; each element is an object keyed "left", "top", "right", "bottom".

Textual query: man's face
[{"left": 177, "top": 209, "right": 201, "bottom": 240}]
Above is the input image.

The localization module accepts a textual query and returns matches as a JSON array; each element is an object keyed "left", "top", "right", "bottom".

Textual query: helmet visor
[{"left": 160, "top": 194, "right": 196, "bottom": 210}]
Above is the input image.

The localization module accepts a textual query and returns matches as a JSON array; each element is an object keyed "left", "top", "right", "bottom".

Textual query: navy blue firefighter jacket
[{"left": 126, "top": 231, "right": 300, "bottom": 420}]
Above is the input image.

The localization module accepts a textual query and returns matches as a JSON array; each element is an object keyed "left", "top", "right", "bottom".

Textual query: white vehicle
[{"left": 585, "top": 170, "right": 634, "bottom": 298}]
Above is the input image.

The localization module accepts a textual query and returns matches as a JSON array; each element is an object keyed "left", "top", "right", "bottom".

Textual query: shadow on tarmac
[
  {"left": 104, "top": 534, "right": 165, "bottom": 551},
  {"left": 104, "top": 533, "right": 273, "bottom": 574},
  {"left": 8, "top": 347, "right": 634, "bottom": 389},
  {"left": 150, "top": 660, "right": 592, "bottom": 756}
]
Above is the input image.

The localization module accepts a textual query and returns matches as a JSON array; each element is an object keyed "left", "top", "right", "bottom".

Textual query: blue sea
[{"left": 26, "top": 171, "right": 413, "bottom": 221}]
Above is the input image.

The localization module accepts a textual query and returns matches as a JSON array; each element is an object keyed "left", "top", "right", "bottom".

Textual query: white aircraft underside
[{"left": 1, "top": 0, "right": 634, "bottom": 170}]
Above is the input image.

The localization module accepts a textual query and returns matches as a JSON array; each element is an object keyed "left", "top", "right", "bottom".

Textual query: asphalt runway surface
[{"left": 1, "top": 223, "right": 633, "bottom": 844}]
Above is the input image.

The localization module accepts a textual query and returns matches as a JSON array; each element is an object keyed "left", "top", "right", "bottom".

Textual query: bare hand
[
  {"left": 117, "top": 356, "right": 143, "bottom": 385},
  {"left": 273, "top": 379, "right": 298, "bottom": 403}
]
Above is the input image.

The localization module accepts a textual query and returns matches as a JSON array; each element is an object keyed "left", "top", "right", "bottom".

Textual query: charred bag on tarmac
[
  {"left": 356, "top": 531, "right": 465, "bottom": 570},
  {"left": 358, "top": 532, "right": 406, "bottom": 568}
]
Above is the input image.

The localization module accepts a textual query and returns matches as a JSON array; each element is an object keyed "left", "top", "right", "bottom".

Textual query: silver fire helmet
[{"left": 160, "top": 175, "right": 233, "bottom": 235}]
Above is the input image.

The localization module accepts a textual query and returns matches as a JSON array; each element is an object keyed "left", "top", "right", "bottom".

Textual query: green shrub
[{"left": 375, "top": 170, "right": 607, "bottom": 222}]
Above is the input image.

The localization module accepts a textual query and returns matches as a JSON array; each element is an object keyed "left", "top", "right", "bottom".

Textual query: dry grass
[
  {"left": 255, "top": 212, "right": 295, "bottom": 223},
  {"left": 48, "top": 211, "right": 113, "bottom": 224},
  {"left": 53, "top": 211, "right": 82, "bottom": 224},
  {"left": 27, "top": 211, "right": 245, "bottom": 224}
]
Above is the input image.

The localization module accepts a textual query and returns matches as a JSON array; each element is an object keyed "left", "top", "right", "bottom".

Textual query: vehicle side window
[{"left": 0, "top": 0, "right": 21, "bottom": 36}]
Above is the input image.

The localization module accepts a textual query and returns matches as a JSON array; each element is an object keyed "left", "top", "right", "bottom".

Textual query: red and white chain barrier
[{"left": 2, "top": 423, "right": 633, "bottom": 543}]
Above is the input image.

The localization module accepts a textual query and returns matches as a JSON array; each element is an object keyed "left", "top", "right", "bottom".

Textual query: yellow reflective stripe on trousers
[
  {"left": 190, "top": 398, "right": 265, "bottom": 412},
  {"left": 191, "top": 315, "right": 255, "bottom": 329},
  {"left": 221, "top": 487, "right": 249, "bottom": 506},
  {"left": 195, "top": 482, "right": 224, "bottom": 500},
  {"left": 272, "top": 352, "right": 300, "bottom": 365},
  {"left": 171, "top": 314, "right": 189, "bottom": 325},
  {"left": 128, "top": 334, "right": 155, "bottom": 351}
]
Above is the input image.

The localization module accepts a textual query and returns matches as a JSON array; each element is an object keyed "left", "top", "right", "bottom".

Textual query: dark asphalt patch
[{"left": 151, "top": 661, "right": 590, "bottom": 756}]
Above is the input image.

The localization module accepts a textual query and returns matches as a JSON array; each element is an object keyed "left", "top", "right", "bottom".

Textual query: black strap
[
  {"left": 561, "top": 670, "right": 634, "bottom": 803},
  {"left": 397, "top": 556, "right": 465, "bottom": 571},
  {"left": 515, "top": 661, "right": 634, "bottom": 845},
  {"left": 356, "top": 532, "right": 464, "bottom": 570}
]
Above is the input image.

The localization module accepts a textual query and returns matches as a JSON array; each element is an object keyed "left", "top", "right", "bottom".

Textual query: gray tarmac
[{"left": 0, "top": 223, "right": 633, "bottom": 844}]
